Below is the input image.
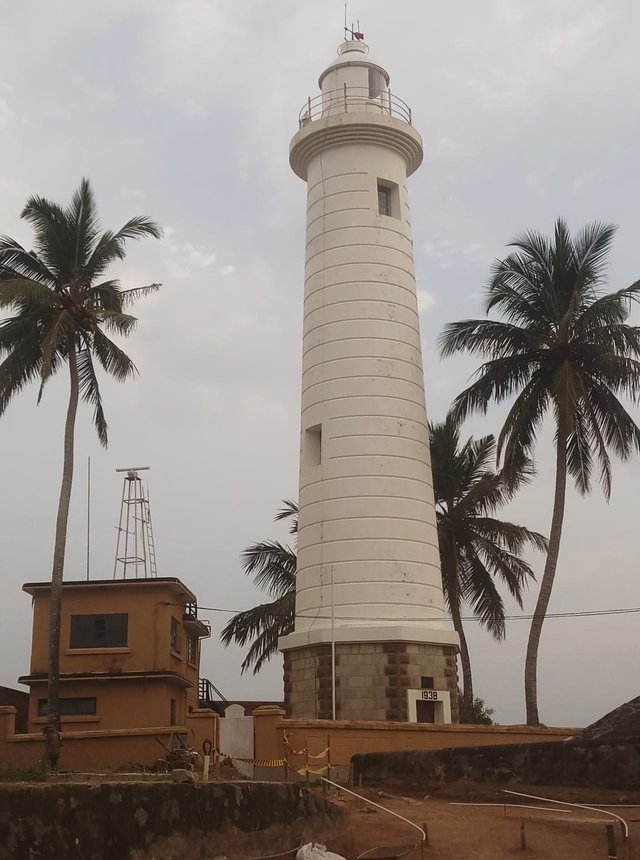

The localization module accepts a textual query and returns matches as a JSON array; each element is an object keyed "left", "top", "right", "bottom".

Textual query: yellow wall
[
  {"left": 0, "top": 706, "right": 218, "bottom": 771},
  {"left": 27, "top": 679, "right": 189, "bottom": 732},
  {"left": 254, "top": 713, "right": 576, "bottom": 771}
]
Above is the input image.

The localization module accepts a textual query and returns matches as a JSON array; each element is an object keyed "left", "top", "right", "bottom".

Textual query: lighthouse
[{"left": 279, "top": 36, "right": 459, "bottom": 723}]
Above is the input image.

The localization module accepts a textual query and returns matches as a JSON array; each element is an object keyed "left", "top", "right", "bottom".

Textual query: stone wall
[
  {"left": 0, "top": 781, "right": 342, "bottom": 860},
  {"left": 284, "top": 641, "right": 459, "bottom": 722},
  {"left": 351, "top": 739, "right": 640, "bottom": 790}
]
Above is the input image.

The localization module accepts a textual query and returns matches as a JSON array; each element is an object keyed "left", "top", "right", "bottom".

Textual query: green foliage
[
  {"left": 0, "top": 177, "right": 162, "bottom": 445},
  {"left": 221, "top": 501, "right": 298, "bottom": 674},
  {"left": 457, "top": 689, "right": 496, "bottom": 725},
  {"left": 439, "top": 219, "right": 640, "bottom": 493},
  {"left": 431, "top": 412, "right": 546, "bottom": 641}
]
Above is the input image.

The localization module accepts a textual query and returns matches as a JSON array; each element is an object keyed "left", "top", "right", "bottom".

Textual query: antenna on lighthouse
[
  {"left": 343, "top": 3, "right": 364, "bottom": 42},
  {"left": 113, "top": 466, "right": 158, "bottom": 579}
]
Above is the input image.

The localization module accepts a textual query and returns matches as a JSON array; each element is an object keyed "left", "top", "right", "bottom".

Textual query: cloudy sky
[{"left": 1, "top": 0, "right": 639, "bottom": 727}]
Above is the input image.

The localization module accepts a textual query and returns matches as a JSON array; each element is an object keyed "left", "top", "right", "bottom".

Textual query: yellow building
[{"left": 0, "top": 577, "right": 218, "bottom": 770}]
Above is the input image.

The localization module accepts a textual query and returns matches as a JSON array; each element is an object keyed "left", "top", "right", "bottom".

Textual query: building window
[
  {"left": 170, "top": 699, "right": 177, "bottom": 726},
  {"left": 38, "top": 697, "right": 96, "bottom": 717},
  {"left": 69, "top": 614, "right": 128, "bottom": 649},
  {"left": 368, "top": 67, "right": 386, "bottom": 100},
  {"left": 170, "top": 617, "right": 181, "bottom": 653},
  {"left": 304, "top": 424, "right": 322, "bottom": 467},
  {"left": 377, "top": 180, "right": 399, "bottom": 218},
  {"left": 187, "top": 635, "right": 198, "bottom": 665},
  {"left": 377, "top": 184, "right": 391, "bottom": 216},
  {"left": 421, "top": 676, "right": 434, "bottom": 690}
]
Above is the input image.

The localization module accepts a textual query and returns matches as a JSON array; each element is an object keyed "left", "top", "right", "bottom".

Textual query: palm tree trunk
[
  {"left": 524, "top": 422, "right": 568, "bottom": 725},
  {"left": 45, "top": 342, "right": 79, "bottom": 769},
  {"left": 450, "top": 600, "right": 473, "bottom": 723}
]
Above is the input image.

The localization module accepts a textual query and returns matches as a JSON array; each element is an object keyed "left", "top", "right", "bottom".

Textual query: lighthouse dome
[{"left": 318, "top": 39, "right": 390, "bottom": 98}]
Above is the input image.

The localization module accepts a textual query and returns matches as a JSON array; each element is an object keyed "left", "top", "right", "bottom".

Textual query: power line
[
  {"left": 463, "top": 606, "right": 640, "bottom": 622},
  {"left": 198, "top": 604, "right": 640, "bottom": 622}
]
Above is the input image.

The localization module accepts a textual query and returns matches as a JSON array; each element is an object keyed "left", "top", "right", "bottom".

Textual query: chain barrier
[
  {"left": 288, "top": 762, "right": 330, "bottom": 776},
  {"left": 201, "top": 735, "right": 332, "bottom": 776},
  {"left": 283, "top": 732, "right": 332, "bottom": 776},
  {"left": 215, "top": 748, "right": 285, "bottom": 767},
  {"left": 283, "top": 734, "right": 329, "bottom": 759}
]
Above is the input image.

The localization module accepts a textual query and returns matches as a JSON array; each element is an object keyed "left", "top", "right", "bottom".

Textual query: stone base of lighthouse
[{"left": 281, "top": 633, "right": 459, "bottom": 723}]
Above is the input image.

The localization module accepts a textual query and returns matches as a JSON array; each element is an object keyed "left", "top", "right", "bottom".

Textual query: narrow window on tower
[
  {"left": 377, "top": 180, "right": 400, "bottom": 218},
  {"left": 377, "top": 183, "right": 391, "bottom": 216},
  {"left": 305, "top": 424, "right": 322, "bottom": 468},
  {"left": 170, "top": 617, "right": 181, "bottom": 654},
  {"left": 368, "top": 68, "right": 386, "bottom": 100}
]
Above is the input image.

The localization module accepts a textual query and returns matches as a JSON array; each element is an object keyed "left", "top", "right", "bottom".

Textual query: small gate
[{"left": 218, "top": 704, "right": 255, "bottom": 778}]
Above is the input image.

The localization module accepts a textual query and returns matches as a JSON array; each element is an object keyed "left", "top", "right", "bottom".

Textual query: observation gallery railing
[{"left": 298, "top": 86, "right": 413, "bottom": 128}]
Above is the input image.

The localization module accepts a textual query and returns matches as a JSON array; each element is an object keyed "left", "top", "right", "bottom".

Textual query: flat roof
[{"left": 22, "top": 577, "right": 198, "bottom": 603}]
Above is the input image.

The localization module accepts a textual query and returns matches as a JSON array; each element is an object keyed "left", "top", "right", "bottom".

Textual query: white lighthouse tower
[{"left": 279, "top": 36, "right": 459, "bottom": 723}]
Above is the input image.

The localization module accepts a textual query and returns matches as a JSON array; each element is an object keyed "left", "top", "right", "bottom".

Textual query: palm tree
[
  {"left": 0, "top": 178, "right": 161, "bottom": 764},
  {"left": 430, "top": 412, "right": 546, "bottom": 722},
  {"left": 439, "top": 219, "right": 640, "bottom": 724},
  {"left": 221, "top": 500, "right": 297, "bottom": 674}
]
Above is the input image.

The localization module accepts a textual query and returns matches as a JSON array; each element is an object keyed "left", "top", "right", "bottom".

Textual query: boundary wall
[
  {"left": 0, "top": 706, "right": 217, "bottom": 772},
  {"left": 350, "top": 739, "right": 640, "bottom": 789},
  {"left": 1, "top": 703, "right": 576, "bottom": 779},
  {"left": 252, "top": 707, "right": 576, "bottom": 781}
]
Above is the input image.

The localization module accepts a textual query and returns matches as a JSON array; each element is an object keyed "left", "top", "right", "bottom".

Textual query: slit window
[
  {"left": 377, "top": 180, "right": 400, "bottom": 218},
  {"left": 378, "top": 184, "right": 391, "bottom": 216},
  {"left": 187, "top": 634, "right": 198, "bottom": 665},
  {"left": 305, "top": 424, "right": 322, "bottom": 467},
  {"left": 170, "top": 617, "right": 181, "bottom": 653},
  {"left": 368, "top": 68, "right": 386, "bottom": 100}
]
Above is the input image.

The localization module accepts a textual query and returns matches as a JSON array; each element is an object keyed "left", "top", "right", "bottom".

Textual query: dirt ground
[
  {"left": 138, "top": 781, "right": 640, "bottom": 859},
  {"left": 325, "top": 782, "right": 640, "bottom": 860},
  {"left": 6, "top": 774, "right": 639, "bottom": 858}
]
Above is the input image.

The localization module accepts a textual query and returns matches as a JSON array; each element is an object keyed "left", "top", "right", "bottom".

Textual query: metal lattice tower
[{"left": 113, "top": 467, "right": 158, "bottom": 579}]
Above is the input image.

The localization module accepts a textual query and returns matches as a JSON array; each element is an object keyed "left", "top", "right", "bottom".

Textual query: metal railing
[
  {"left": 184, "top": 602, "right": 212, "bottom": 635},
  {"left": 199, "top": 677, "right": 227, "bottom": 704},
  {"left": 299, "top": 85, "right": 412, "bottom": 128}
]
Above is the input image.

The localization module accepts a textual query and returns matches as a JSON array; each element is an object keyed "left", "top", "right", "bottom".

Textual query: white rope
[
  {"left": 503, "top": 789, "right": 629, "bottom": 839},
  {"left": 320, "top": 777, "right": 426, "bottom": 844},
  {"left": 450, "top": 802, "right": 571, "bottom": 814}
]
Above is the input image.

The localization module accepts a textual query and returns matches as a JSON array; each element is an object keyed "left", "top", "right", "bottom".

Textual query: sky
[{"left": 1, "top": 0, "right": 639, "bottom": 727}]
